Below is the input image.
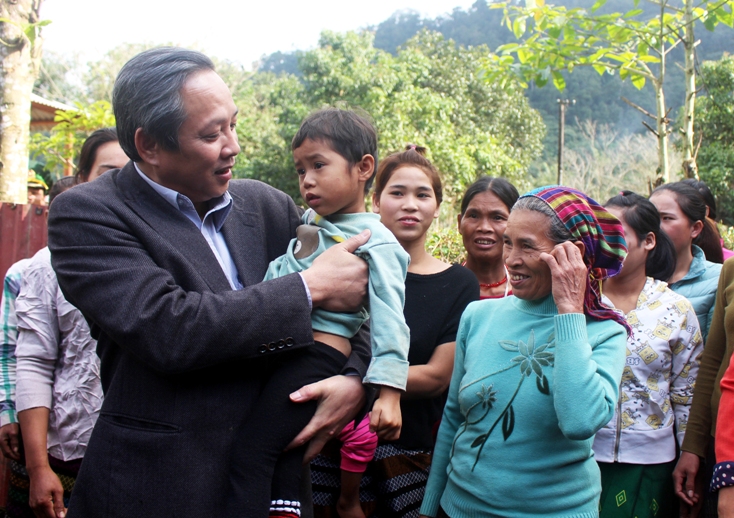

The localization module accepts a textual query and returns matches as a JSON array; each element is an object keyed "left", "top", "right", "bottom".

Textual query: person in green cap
[{"left": 26, "top": 173, "right": 48, "bottom": 206}]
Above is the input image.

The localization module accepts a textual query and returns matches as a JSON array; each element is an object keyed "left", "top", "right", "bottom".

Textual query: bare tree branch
[
  {"left": 642, "top": 120, "right": 660, "bottom": 136},
  {"left": 622, "top": 96, "right": 658, "bottom": 121}
]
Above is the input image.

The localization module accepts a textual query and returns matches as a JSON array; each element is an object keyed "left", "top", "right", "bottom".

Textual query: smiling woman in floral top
[
  {"left": 593, "top": 191, "right": 703, "bottom": 518},
  {"left": 419, "top": 186, "right": 628, "bottom": 518}
]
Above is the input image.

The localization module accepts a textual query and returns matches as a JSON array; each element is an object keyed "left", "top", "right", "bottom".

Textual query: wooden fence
[
  {"left": 0, "top": 203, "right": 48, "bottom": 278},
  {"left": 0, "top": 203, "right": 48, "bottom": 511}
]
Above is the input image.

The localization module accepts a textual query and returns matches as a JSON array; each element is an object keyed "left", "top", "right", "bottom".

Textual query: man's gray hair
[
  {"left": 512, "top": 196, "right": 573, "bottom": 244},
  {"left": 112, "top": 47, "right": 215, "bottom": 162}
]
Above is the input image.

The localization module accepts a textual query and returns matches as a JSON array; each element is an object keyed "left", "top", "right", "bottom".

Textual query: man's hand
[
  {"left": 719, "top": 486, "right": 734, "bottom": 518},
  {"left": 301, "top": 230, "right": 370, "bottom": 312},
  {"left": 0, "top": 423, "right": 20, "bottom": 460},
  {"left": 674, "top": 451, "right": 702, "bottom": 509},
  {"left": 287, "top": 375, "right": 366, "bottom": 462},
  {"left": 26, "top": 465, "right": 66, "bottom": 518},
  {"left": 369, "top": 387, "right": 402, "bottom": 441}
]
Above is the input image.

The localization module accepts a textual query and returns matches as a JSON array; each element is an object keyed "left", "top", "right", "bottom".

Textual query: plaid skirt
[{"left": 312, "top": 441, "right": 432, "bottom": 518}]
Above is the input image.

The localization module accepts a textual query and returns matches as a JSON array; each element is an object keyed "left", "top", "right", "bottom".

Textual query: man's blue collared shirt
[{"left": 134, "top": 164, "right": 243, "bottom": 291}]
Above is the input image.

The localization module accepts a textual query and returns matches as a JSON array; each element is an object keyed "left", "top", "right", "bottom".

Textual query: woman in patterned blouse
[{"left": 594, "top": 191, "right": 704, "bottom": 518}]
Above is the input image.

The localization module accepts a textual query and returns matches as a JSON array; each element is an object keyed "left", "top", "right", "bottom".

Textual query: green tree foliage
[
  {"left": 365, "top": 0, "right": 734, "bottom": 162},
  {"left": 231, "top": 71, "right": 311, "bottom": 198},
  {"left": 235, "top": 30, "right": 545, "bottom": 206},
  {"left": 33, "top": 34, "right": 545, "bottom": 212},
  {"left": 696, "top": 55, "right": 734, "bottom": 222},
  {"left": 29, "top": 100, "right": 115, "bottom": 178},
  {"left": 29, "top": 42, "right": 183, "bottom": 182},
  {"left": 488, "top": 0, "right": 734, "bottom": 183},
  {"left": 426, "top": 225, "right": 466, "bottom": 263}
]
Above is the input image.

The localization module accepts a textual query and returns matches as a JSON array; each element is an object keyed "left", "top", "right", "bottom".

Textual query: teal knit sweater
[{"left": 420, "top": 294, "right": 627, "bottom": 518}]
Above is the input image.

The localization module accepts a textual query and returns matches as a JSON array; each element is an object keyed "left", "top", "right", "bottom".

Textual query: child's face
[{"left": 293, "top": 138, "right": 371, "bottom": 216}]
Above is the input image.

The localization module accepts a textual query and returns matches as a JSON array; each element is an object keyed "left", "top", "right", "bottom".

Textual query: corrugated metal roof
[{"left": 30, "top": 93, "right": 76, "bottom": 113}]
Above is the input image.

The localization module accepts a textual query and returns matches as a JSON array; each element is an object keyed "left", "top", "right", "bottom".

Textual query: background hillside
[{"left": 260, "top": 0, "right": 733, "bottom": 159}]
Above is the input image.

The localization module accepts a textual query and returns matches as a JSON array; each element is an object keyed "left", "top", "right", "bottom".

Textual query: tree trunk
[
  {"left": 0, "top": 0, "right": 43, "bottom": 204},
  {"left": 654, "top": 0, "right": 670, "bottom": 184},
  {"left": 655, "top": 78, "right": 670, "bottom": 184},
  {"left": 682, "top": 0, "right": 698, "bottom": 179}
]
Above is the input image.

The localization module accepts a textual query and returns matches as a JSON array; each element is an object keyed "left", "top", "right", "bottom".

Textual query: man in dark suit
[{"left": 47, "top": 47, "right": 371, "bottom": 517}]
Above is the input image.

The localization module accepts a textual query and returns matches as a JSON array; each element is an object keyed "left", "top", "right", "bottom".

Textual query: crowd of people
[{"left": 1, "top": 45, "right": 733, "bottom": 518}]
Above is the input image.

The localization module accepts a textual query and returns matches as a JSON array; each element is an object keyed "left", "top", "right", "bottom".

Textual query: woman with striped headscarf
[{"left": 419, "top": 186, "right": 629, "bottom": 518}]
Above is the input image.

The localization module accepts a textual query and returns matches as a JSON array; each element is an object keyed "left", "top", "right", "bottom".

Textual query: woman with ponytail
[
  {"left": 682, "top": 178, "right": 734, "bottom": 262},
  {"left": 650, "top": 181, "right": 722, "bottom": 341},
  {"left": 593, "top": 191, "right": 703, "bottom": 518}
]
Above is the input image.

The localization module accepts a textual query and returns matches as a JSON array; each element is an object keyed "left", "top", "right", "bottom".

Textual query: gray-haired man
[{"left": 48, "top": 47, "right": 370, "bottom": 517}]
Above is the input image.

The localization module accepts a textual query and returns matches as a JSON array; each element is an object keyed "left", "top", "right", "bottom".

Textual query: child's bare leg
[
  {"left": 336, "top": 470, "right": 366, "bottom": 518},
  {"left": 336, "top": 415, "right": 376, "bottom": 518},
  {"left": 313, "top": 331, "right": 351, "bottom": 357}
]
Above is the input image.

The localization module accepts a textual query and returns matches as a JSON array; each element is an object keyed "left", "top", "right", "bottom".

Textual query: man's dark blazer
[{"left": 47, "top": 163, "right": 368, "bottom": 516}]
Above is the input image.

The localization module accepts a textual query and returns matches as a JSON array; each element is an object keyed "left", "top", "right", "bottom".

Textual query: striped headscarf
[{"left": 519, "top": 186, "right": 628, "bottom": 330}]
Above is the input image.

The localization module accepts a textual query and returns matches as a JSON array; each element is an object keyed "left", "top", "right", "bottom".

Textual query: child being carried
[{"left": 226, "top": 108, "right": 410, "bottom": 518}]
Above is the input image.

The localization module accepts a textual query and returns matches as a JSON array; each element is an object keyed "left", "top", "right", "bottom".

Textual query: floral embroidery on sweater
[{"left": 453, "top": 329, "right": 556, "bottom": 470}]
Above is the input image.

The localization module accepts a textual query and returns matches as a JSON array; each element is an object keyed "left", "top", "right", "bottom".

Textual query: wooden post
[{"left": 557, "top": 99, "right": 574, "bottom": 185}]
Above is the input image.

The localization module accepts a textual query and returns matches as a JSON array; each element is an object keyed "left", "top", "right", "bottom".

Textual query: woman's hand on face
[{"left": 539, "top": 241, "right": 586, "bottom": 314}]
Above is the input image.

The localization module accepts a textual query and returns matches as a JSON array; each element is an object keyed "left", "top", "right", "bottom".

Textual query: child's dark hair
[
  {"left": 460, "top": 176, "right": 519, "bottom": 215},
  {"left": 48, "top": 176, "right": 77, "bottom": 207},
  {"left": 606, "top": 190, "right": 676, "bottom": 281},
  {"left": 373, "top": 145, "right": 442, "bottom": 204},
  {"left": 652, "top": 181, "right": 723, "bottom": 263},
  {"left": 292, "top": 108, "right": 378, "bottom": 194}
]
